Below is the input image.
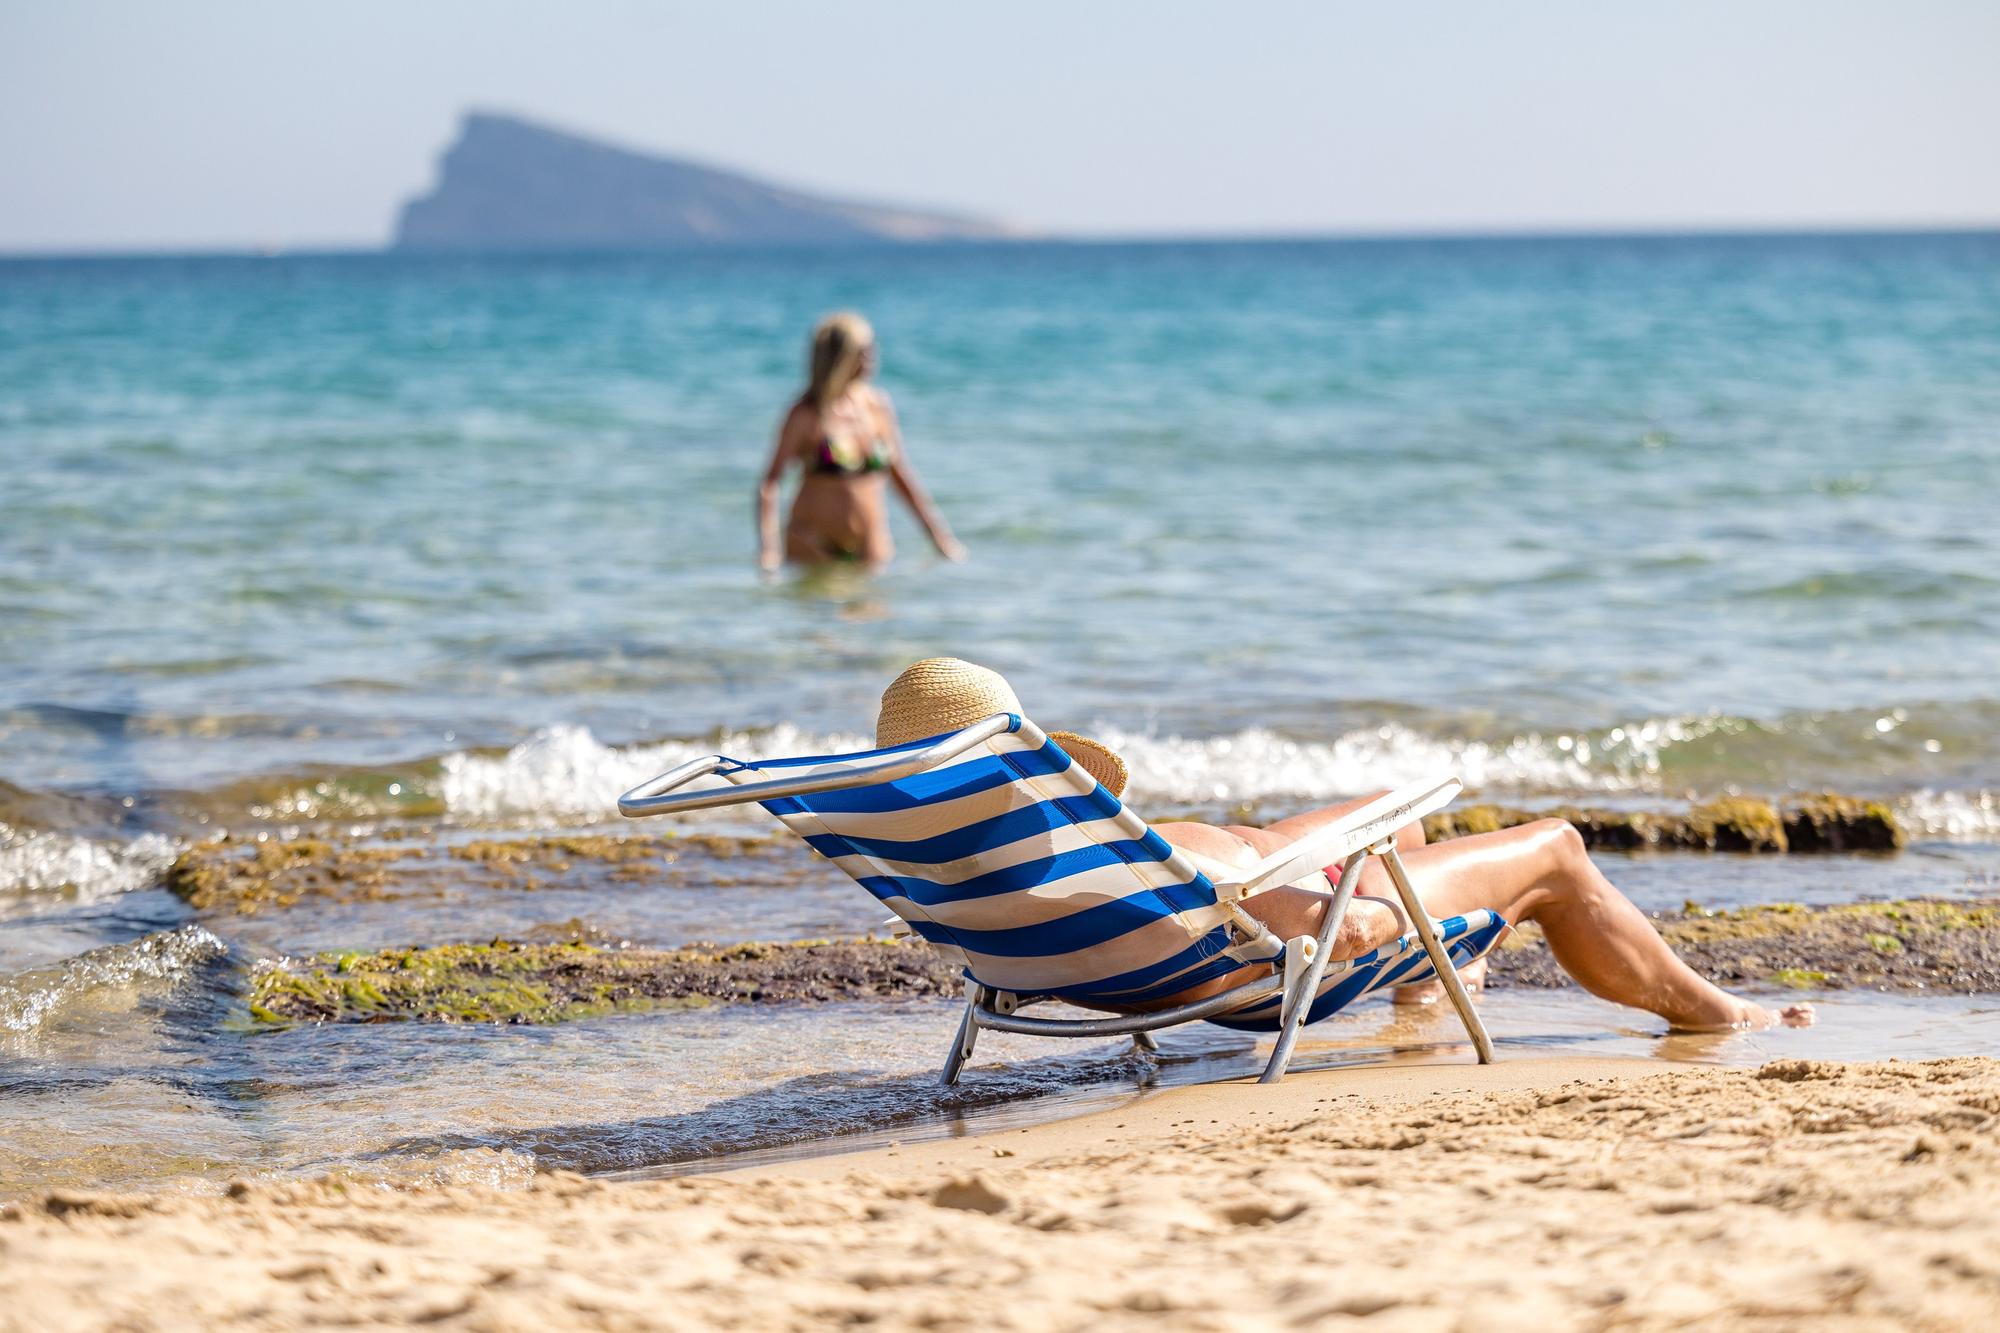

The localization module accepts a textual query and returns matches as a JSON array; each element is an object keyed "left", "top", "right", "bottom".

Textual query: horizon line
[{"left": 3, "top": 220, "right": 1997, "bottom": 262}]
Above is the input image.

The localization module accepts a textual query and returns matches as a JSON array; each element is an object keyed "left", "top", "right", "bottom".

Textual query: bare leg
[{"left": 1161, "top": 817, "right": 1813, "bottom": 1031}]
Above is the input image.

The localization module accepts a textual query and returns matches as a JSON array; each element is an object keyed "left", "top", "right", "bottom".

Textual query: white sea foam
[
  {"left": 434, "top": 720, "right": 1620, "bottom": 823},
  {"left": 1094, "top": 723, "right": 1602, "bottom": 807},
  {"left": 0, "top": 823, "right": 181, "bottom": 901},
  {"left": 436, "top": 723, "right": 872, "bottom": 821},
  {"left": 0, "top": 924, "right": 227, "bottom": 1039},
  {"left": 431, "top": 723, "right": 2000, "bottom": 843}
]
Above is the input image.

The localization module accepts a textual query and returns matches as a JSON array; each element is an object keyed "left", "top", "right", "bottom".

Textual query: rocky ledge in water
[
  {"left": 171, "top": 791, "right": 1906, "bottom": 918},
  {"left": 1487, "top": 898, "right": 2000, "bottom": 994},
  {"left": 1424, "top": 792, "right": 1903, "bottom": 853},
  {"left": 247, "top": 897, "right": 1999, "bottom": 1026},
  {"left": 247, "top": 937, "right": 961, "bottom": 1026},
  {"left": 169, "top": 830, "right": 797, "bottom": 915}
]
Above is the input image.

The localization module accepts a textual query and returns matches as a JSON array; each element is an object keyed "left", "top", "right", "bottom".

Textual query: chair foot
[
  {"left": 938, "top": 993, "right": 982, "bottom": 1086},
  {"left": 1258, "top": 856, "right": 1363, "bottom": 1084},
  {"left": 1131, "top": 1030, "right": 1159, "bottom": 1053},
  {"left": 1380, "top": 845, "right": 1498, "bottom": 1064}
]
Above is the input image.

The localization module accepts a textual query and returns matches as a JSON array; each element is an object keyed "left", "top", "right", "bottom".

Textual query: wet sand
[{"left": 5, "top": 1055, "right": 1997, "bottom": 1330}]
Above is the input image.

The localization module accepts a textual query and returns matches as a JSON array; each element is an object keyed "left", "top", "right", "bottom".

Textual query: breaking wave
[
  {"left": 426, "top": 711, "right": 1998, "bottom": 829},
  {"left": 0, "top": 823, "right": 181, "bottom": 903},
  {"left": 0, "top": 925, "right": 227, "bottom": 1042},
  {"left": 426, "top": 721, "right": 1593, "bottom": 824},
  {"left": 436, "top": 722, "right": 871, "bottom": 822},
  {"left": 1098, "top": 723, "right": 1595, "bottom": 806}
]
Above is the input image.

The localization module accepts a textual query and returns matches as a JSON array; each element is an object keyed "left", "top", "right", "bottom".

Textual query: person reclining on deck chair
[{"left": 877, "top": 659, "right": 1815, "bottom": 1033}]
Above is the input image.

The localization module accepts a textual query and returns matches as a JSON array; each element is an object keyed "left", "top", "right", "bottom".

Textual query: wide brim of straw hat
[
  {"left": 876, "top": 658, "right": 1128, "bottom": 797},
  {"left": 1046, "top": 731, "right": 1128, "bottom": 798}
]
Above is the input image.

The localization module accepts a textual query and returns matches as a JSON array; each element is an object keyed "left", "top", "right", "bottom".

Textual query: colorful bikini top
[{"left": 811, "top": 427, "right": 893, "bottom": 476}]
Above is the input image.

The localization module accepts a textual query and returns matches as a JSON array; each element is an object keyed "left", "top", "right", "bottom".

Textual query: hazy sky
[{"left": 3, "top": 0, "right": 1997, "bottom": 252}]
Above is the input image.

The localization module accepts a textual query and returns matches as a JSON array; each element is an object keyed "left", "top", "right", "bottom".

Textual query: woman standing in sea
[{"left": 755, "top": 312, "right": 964, "bottom": 571}]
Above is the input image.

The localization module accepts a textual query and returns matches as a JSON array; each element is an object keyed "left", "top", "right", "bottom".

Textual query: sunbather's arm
[
  {"left": 877, "top": 394, "right": 965, "bottom": 560},
  {"left": 756, "top": 405, "right": 808, "bottom": 571}
]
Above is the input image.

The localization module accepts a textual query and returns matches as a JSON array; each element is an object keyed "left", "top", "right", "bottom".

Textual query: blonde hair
[{"left": 803, "top": 311, "right": 874, "bottom": 409}]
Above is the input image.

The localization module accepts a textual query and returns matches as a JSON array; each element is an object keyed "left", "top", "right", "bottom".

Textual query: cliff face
[{"left": 392, "top": 113, "right": 1014, "bottom": 250}]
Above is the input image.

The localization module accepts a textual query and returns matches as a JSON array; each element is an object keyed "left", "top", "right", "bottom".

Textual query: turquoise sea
[{"left": 4, "top": 233, "right": 2000, "bottom": 1194}]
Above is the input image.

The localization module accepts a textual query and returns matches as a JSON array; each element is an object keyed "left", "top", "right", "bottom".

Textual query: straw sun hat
[{"left": 875, "top": 657, "right": 1129, "bottom": 798}]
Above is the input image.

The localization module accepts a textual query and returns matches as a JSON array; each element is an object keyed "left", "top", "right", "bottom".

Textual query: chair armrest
[
  {"left": 617, "top": 713, "right": 1016, "bottom": 817},
  {"left": 1211, "top": 775, "right": 1462, "bottom": 900}
]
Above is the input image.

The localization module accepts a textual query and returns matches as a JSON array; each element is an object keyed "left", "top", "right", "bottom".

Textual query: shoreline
[{"left": 6, "top": 1054, "right": 1997, "bottom": 1329}]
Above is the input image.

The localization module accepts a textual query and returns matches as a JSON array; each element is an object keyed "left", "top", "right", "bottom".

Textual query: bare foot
[
  {"left": 1674, "top": 1000, "right": 1818, "bottom": 1032},
  {"left": 1763, "top": 1001, "right": 1817, "bottom": 1029},
  {"left": 1392, "top": 956, "right": 1488, "bottom": 1006}
]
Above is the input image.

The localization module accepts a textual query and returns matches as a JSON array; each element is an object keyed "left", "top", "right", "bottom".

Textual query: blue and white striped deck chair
[{"left": 618, "top": 713, "right": 1503, "bottom": 1085}]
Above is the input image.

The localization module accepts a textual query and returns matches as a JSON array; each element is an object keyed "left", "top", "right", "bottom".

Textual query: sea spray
[{"left": 0, "top": 823, "right": 181, "bottom": 902}]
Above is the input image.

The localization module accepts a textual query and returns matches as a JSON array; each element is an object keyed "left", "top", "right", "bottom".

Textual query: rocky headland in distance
[{"left": 392, "top": 111, "right": 1022, "bottom": 251}]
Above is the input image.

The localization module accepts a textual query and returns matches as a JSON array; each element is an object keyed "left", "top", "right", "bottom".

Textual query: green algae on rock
[
  {"left": 448, "top": 832, "right": 778, "bottom": 867},
  {"left": 169, "top": 829, "right": 798, "bottom": 915},
  {"left": 1422, "top": 792, "right": 1905, "bottom": 854},
  {"left": 1487, "top": 898, "right": 2000, "bottom": 995},
  {"left": 247, "top": 936, "right": 962, "bottom": 1026},
  {"left": 1685, "top": 797, "right": 1789, "bottom": 853},
  {"left": 1425, "top": 799, "right": 1790, "bottom": 851},
  {"left": 167, "top": 837, "right": 415, "bottom": 915}
]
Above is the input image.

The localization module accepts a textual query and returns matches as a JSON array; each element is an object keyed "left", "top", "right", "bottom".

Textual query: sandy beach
[{"left": 6, "top": 1054, "right": 1997, "bottom": 1330}]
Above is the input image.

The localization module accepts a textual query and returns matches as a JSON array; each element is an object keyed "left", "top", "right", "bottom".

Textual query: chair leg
[
  {"left": 1259, "top": 851, "right": 1366, "bottom": 1084},
  {"left": 938, "top": 993, "right": 982, "bottom": 1087},
  {"left": 1379, "top": 844, "right": 1496, "bottom": 1064},
  {"left": 1131, "top": 1029, "right": 1160, "bottom": 1053}
]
